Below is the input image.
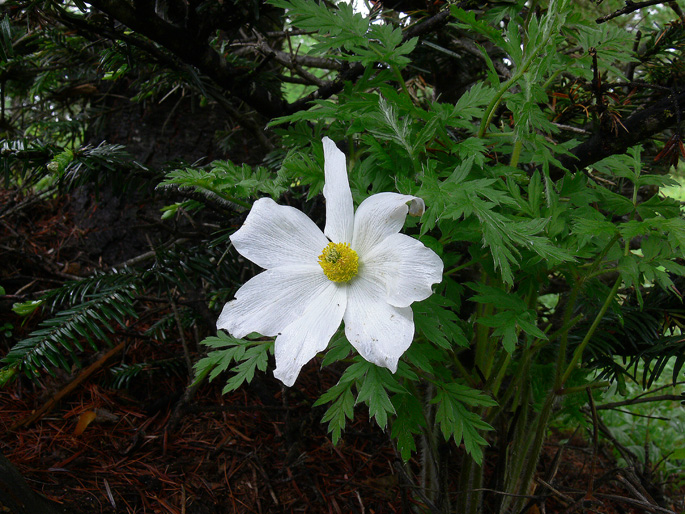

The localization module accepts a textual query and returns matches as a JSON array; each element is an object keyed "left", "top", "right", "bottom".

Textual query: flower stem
[
  {"left": 560, "top": 275, "right": 622, "bottom": 385},
  {"left": 444, "top": 258, "right": 478, "bottom": 276},
  {"left": 555, "top": 233, "right": 619, "bottom": 389},
  {"left": 509, "top": 139, "right": 524, "bottom": 168},
  {"left": 477, "top": 0, "right": 565, "bottom": 139}
]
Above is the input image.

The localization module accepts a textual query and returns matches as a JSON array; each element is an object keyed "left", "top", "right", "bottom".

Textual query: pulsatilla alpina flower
[{"left": 217, "top": 137, "right": 443, "bottom": 386}]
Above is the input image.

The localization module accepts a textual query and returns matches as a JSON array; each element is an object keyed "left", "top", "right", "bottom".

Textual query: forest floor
[{"left": 1, "top": 186, "right": 684, "bottom": 514}]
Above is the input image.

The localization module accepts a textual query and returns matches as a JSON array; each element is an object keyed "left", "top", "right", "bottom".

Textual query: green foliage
[
  {"left": 2, "top": 276, "right": 139, "bottom": 378},
  {"left": 108, "top": 358, "right": 186, "bottom": 389},
  {"left": 228, "top": 0, "right": 685, "bottom": 476},
  {"left": 391, "top": 393, "right": 426, "bottom": 461},
  {"left": 194, "top": 331, "right": 274, "bottom": 394},
  {"left": 160, "top": 160, "right": 286, "bottom": 209},
  {"left": 41, "top": 271, "right": 139, "bottom": 310},
  {"left": 12, "top": 300, "right": 43, "bottom": 316},
  {"left": 315, "top": 380, "right": 355, "bottom": 444},
  {"left": 355, "top": 363, "right": 405, "bottom": 429},
  {"left": 248, "top": 2, "right": 685, "bottom": 503},
  {"left": 469, "top": 283, "right": 547, "bottom": 353},
  {"left": 313, "top": 358, "right": 409, "bottom": 445},
  {"left": 432, "top": 383, "right": 497, "bottom": 464},
  {"left": 414, "top": 294, "right": 468, "bottom": 351},
  {"left": 1, "top": 139, "right": 137, "bottom": 190},
  {"left": 270, "top": 0, "right": 417, "bottom": 69},
  {"left": 597, "top": 360, "right": 685, "bottom": 489},
  {"left": 1, "top": 242, "right": 238, "bottom": 385}
]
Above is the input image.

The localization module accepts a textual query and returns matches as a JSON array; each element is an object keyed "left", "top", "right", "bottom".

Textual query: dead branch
[
  {"left": 595, "top": 393, "right": 685, "bottom": 410},
  {"left": 596, "top": 1, "right": 683, "bottom": 24},
  {"left": 10, "top": 341, "right": 127, "bottom": 430}
]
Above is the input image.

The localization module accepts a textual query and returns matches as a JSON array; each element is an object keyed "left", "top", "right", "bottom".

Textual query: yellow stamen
[{"left": 318, "top": 242, "right": 359, "bottom": 283}]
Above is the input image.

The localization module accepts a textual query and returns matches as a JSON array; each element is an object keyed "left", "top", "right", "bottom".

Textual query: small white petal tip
[{"left": 407, "top": 198, "right": 425, "bottom": 217}]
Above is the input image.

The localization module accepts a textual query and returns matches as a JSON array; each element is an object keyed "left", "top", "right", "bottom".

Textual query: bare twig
[
  {"left": 585, "top": 407, "right": 640, "bottom": 465},
  {"left": 445, "top": 38, "right": 512, "bottom": 80},
  {"left": 156, "top": 183, "right": 248, "bottom": 213},
  {"left": 596, "top": 1, "right": 678, "bottom": 24},
  {"left": 110, "top": 237, "right": 188, "bottom": 270},
  {"left": 10, "top": 341, "right": 127, "bottom": 430},
  {"left": 606, "top": 408, "right": 670, "bottom": 420},
  {"left": 535, "top": 477, "right": 575, "bottom": 504},
  {"left": 85, "top": 0, "right": 287, "bottom": 118},
  {"left": 553, "top": 123, "right": 591, "bottom": 135},
  {"left": 594, "top": 493, "right": 675, "bottom": 513},
  {"left": 556, "top": 87, "right": 685, "bottom": 177},
  {"left": 0, "top": 187, "right": 57, "bottom": 219},
  {"left": 249, "top": 38, "right": 339, "bottom": 71},
  {"left": 589, "top": 47, "right": 603, "bottom": 116},
  {"left": 170, "top": 294, "right": 193, "bottom": 372},
  {"left": 595, "top": 394, "right": 685, "bottom": 410},
  {"left": 616, "top": 472, "right": 656, "bottom": 505}
]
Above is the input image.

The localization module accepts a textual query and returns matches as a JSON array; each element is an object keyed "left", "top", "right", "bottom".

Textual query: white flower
[{"left": 217, "top": 137, "right": 443, "bottom": 386}]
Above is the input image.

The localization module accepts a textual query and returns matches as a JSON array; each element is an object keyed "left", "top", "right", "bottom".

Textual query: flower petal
[
  {"left": 322, "top": 137, "right": 354, "bottom": 244},
  {"left": 351, "top": 192, "right": 425, "bottom": 256},
  {"left": 217, "top": 265, "right": 329, "bottom": 339},
  {"left": 273, "top": 282, "right": 347, "bottom": 387},
  {"left": 361, "top": 233, "right": 443, "bottom": 308},
  {"left": 231, "top": 197, "right": 328, "bottom": 270},
  {"left": 344, "top": 276, "right": 414, "bottom": 373}
]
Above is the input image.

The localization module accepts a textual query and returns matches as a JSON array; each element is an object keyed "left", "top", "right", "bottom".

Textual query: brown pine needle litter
[{"left": 1, "top": 360, "right": 410, "bottom": 514}]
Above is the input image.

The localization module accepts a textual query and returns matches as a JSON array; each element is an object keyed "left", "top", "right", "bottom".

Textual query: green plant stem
[
  {"left": 456, "top": 453, "right": 475, "bottom": 513},
  {"left": 554, "top": 280, "right": 580, "bottom": 389},
  {"left": 477, "top": 0, "right": 566, "bottom": 138},
  {"left": 587, "top": 233, "right": 621, "bottom": 276},
  {"left": 391, "top": 63, "right": 411, "bottom": 99},
  {"left": 541, "top": 68, "right": 562, "bottom": 91},
  {"left": 477, "top": 51, "right": 545, "bottom": 138},
  {"left": 474, "top": 300, "right": 496, "bottom": 378},
  {"left": 478, "top": 72, "right": 522, "bottom": 138},
  {"left": 496, "top": 355, "right": 534, "bottom": 513},
  {"left": 468, "top": 461, "right": 484, "bottom": 514},
  {"left": 559, "top": 381, "right": 610, "bottom": 395},
  {"left": 486, "top": 352, "right": 511, "bottom": 399},
  {"left": 444, "top": 258, "right": 477, "bottom": 276},
  {"left": 509, "top": 139, "right": 523, "bottom": 168},
  {"left": 560, "top": 275, "right": 622, "bottom": 385},
  {"left": 450, "top": 352, "right": 480, "bottom": 389},
  {"left": 509, "top": 391, "right": 555, "bottom": 513},
  {"left": 473, "top": 270, "right": 490, "bottom": 365},
  {"left": 502, "top": 244, "right": 619, "bottom": 510},
  {"left": 484, "top": 340, "right": 535, "bottom": 425},
  {"left": 223, "top": 194, "right": 255, "bottom": 210},
  {"left": 482, "top": 131, "right": 515, "bottom": 138},
  {"left": 544, "top": 313, "right": 584, "bottom": 344},
  {"left": 555, "top": 233, "right": 619, "bottom": 389}
]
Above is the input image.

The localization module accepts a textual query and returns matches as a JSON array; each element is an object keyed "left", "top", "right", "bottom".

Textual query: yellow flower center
[{"left": 318, "top": 242, "right": 359, "bottom": 283}]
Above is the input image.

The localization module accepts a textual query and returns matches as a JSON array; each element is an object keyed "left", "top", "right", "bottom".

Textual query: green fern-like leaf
[
  {"left": 579, "top": 279, "right": 685, "bottom": 387},
  {"left": 432, "top": 383, "right": 497, "bottom": 464},
  {"left": 1, "top": 278, "right": 139, "bottom": 380},
  {"left": 42, "top": 269, "right": 138, "bottom": 310},
  {"left": 108, "top": 358, "right": 186, "bottom": 389},
  {"left": 194, "top": 331, "right": 274, "bottom": 392}
]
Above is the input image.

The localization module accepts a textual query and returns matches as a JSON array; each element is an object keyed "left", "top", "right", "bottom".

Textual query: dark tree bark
[
  {"left": 0, "top": 451, "right": 71, "bottom": 514},
  {"left": 82, "top": 0, "right": 287, "bottom": 119},
  {"left": 556, "top": 88, "right": 685, "bottom": 177}
]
